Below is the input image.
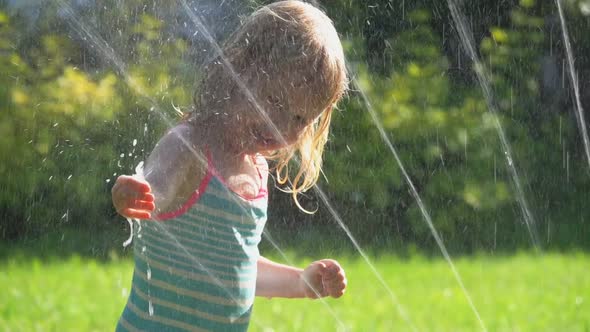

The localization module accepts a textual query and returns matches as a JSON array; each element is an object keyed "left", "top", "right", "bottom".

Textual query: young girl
[{"left": 112, "top": 1, "right": 348, "bottom": 331}]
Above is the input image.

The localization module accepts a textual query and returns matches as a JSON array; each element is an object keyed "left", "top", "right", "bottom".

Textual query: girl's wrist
[
  {"left": 291, "top": 269, "right": 307, "bottom": 298},
  {"left": 296, "top": 270, "right": 309, "bottom": 298}
]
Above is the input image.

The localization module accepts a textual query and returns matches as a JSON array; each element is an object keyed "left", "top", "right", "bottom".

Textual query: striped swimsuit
[{"left": 116, "top": 153, "right": 268, "bottom": 331}]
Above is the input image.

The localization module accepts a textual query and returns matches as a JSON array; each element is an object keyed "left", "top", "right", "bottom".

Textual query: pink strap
[{"left": 154, "top": 151, "right": 213, "bottom": 221}]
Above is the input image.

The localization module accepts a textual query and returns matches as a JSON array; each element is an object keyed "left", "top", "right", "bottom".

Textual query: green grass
[{"left": 1, "top": 252, "right": 589, "bottom": 331}]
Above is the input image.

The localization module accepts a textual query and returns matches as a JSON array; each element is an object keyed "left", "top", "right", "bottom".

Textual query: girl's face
[
  {"left": 229, "top": 80, "right": 328, "bottom": 154},
  {"left": 222, "top": 73, "right": 328, "bottom": 154}
]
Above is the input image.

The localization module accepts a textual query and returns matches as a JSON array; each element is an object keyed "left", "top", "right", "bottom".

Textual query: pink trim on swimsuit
[
  {"left": 207, "top": 154, "right": 268, "bottom": 201},
  {"left": 154, "top": 152, "right": 214, "bottom": 221},
  {"left": 154, "top": 151, "right": 268, "bottom": 221}
]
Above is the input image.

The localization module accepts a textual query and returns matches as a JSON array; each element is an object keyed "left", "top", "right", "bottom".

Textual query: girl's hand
[
  {"left": 111, "top": 175, "right": 155, "bottom": 219},
  {"left": 300, "top": 259, "right": 347, "bottom": 299}
]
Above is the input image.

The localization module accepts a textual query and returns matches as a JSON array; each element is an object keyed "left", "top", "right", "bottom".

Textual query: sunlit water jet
[
  {"left": 57, "top": 1, "right": 175, "bottom": 128},
  {"left": 261, "top": 229, "right": 350, "bottom": 331},
  {"left": 447, "top": 0, "right": 541, "bottom": 251},
  {"left": 555, "top": 0, "right": 590, "bottom": 169},
  {"left": 58, "top": 1, "right": 346, "bottom": 327},
  {"left": 312, "top": 185, "right": 417, "bottom": 331},
  {"left": 179, "top": 0, "right": 415, "bottom": 328},
  {"left": 352, "top": 76, "right": 487, "bottom": 332}
]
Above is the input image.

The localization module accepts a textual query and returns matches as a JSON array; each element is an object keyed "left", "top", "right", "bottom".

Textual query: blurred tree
[
  {"left": 0, "top": 11, "right": 122, "bottom": 239},
  {"left": 323, "top": 9, "right": 512, "bottom": 251},
  {"left": 479, "top": 0, "right": 590, "bottom": 248},
  {"left": 2, "top": 0, "right": 590, "bottom": 254},
  {"left": 0, "top": 3, "right": 191, "bottom": 241}
]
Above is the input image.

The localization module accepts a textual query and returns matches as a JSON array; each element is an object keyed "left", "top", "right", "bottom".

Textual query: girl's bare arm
[
  {"left": 112, "top": 123, "right": 205, "bottom": 218},
  {"left": 255, "top": 256, "right": 347, "bottom": 299},
  {"left": 143, "top": 124, "right": 206, "bottom": 215}
]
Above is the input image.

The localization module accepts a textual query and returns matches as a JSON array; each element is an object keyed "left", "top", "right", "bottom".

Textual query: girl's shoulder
[
  {"left": 146, "top": 123, "right": 209, "bottom": 215},
  {"left": 151, "top": 124, "right": 207, "bottom": 176}
]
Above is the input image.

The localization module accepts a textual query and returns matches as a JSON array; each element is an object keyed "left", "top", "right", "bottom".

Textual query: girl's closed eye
[{"left": 293, "top": 115, "right": 305, "bottom": 123}]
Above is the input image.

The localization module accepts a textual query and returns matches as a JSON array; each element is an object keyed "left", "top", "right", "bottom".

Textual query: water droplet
[
  {"left": 443, "top": 288, "right": 452, "bottom": 298},
  {"left": 106, "top": 179, "right": 111, "bottom": 183},
  {"left": 122, "top": 218, "right": 134, "bottom": 247},
  {"left": 142, "top": 246, "right": 146, "bottom": 253},
  {"left": 147, "top": 267, "right": 151, "bottom": 280},
  {"left": 148, "top": 301, "right": 154, "bottom": 316},
  {"left": 133, "top": 139, "right": 138, "bottom": 147},
  {"left": 135, "top": 161, "right": 145, "bottom": 178},
  {"left": 67, "top": 174, "right": 72, "bottom": 180},
  {"left": 120, "top": 153, "right": 125, "bottom": 158}
]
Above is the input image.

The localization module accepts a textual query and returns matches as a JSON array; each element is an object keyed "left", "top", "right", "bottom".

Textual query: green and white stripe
[{"left": 116, "top": 175, "right": 267, "bottom": 332}]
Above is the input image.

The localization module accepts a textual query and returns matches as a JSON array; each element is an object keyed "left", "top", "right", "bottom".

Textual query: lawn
[{"left": 1, "top": 252, "right": 589, "bottom": 331}]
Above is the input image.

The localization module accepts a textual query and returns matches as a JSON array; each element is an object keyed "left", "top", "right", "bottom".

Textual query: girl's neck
[{"left": 190, "top": 113, "right": 250, "bottom": 160}]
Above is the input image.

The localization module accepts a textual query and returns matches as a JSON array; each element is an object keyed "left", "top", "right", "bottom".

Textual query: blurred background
[{"left": 1, "top": 0, "right": 589, "bottom": 330}]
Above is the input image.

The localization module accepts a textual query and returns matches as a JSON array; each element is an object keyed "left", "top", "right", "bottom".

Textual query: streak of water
[
  {"left": 57, "top": 1, "right": 174, "bottom": 127},
  {"left": 353, "top": 78, "right": 487, "bottom": 332},
  {"left": 447, "top": 0, "right": 541, "bottom": 250},
  {"left": 179, "top": 0, "right": 415, "bottom": 328},
  {"left": 58, "top": 1, "right": 346, "bottom": 327},
  {"left": 262, "top": 230, "right": 350, "bottom": 331},
  {"left": 555, "top": 0, "right": 590, "bottom": 169},
  {"left": 313, "top": 185, "right": 417, "bottom": 332}
]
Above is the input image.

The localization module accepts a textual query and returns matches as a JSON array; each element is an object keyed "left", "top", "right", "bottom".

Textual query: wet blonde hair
[{"left": 195, "top": 1, "right": 347, "bottom": 212}]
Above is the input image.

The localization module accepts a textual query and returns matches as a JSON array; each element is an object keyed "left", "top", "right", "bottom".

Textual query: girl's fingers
[
  {"left": 142, "top": 193, "right": 155, "bottom": 202},
  {"left": 117, "top": 175, "right": 151, "bottom": 193},
  {"left": 321, "top": 264, "right": 347, "bottom": 298},
  {"left": 113, "top": 182, "right": 153, "bottom": 201},
  {"left": 112, "top": 176, "right": 154, "bottom": 220},
  {"left": 324, "top": 268, "right": 345, "bottom": 281},
  {"left": 325, "top": 280, "right": 346, "bottom": 298},
  {"left": 125, "top": 198, "right": 155, "bottom": 211},
  {"left": 117, "top": 190, "right": 153, "bottom": 202},
  {"left": 121, "top": 208, "right": 152, "bottom": 220},
  {"left": 329, "top": 288, "right": 345, "bottom": 298}
]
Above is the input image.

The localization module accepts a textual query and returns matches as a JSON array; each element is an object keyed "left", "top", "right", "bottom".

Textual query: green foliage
[
  {"left": 479, "top": 2, "right": 590, "bottom": 249},
  {"left": 0, "top": 13, "right": 121, "bottom": 238},
  {"left": 318, "top": 3, "right": 590, "bottom": 251},
  {"left": 2, "top": 1, "right": 590, "bottom": 252},
  {"left": 325, "top": 9, "right": 515, "bottom": 250},
  {"left": 0, "top": 6, "right": 190, "bottom": 239}
]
